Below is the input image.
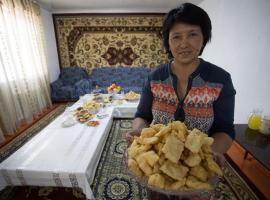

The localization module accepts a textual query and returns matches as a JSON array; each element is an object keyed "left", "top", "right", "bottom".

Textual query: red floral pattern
[{"left": 101, "top": 47, "right": 139, "bottom": 65}]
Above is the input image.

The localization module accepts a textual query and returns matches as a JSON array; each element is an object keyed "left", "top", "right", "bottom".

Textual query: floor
[
  {"left": 0, "top": 104, "right": 270, "bottom": 199},
  {"left": 0, "top": 103, "right": 64, "bottom": 148}
]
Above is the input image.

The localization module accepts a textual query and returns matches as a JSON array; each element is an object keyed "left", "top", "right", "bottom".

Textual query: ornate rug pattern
[
  {"left": 53, "top": 14, "right": 168, "bottom": 72},
  {"left": 0, "top": 119, "right": 260, "bottom": 200}
]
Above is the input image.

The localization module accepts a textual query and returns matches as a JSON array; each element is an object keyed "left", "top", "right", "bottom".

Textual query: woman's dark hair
[{"left": 163, "top": 3, "right": 212, "bottom": 58}]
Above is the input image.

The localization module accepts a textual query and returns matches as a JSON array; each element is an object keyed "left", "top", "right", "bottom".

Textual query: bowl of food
[
  {"left": 107, "top": 83, "right": 121, "bottom": 95},
  {"left": 125, "top": 91, "right": 140, "bottom": 101},
  {"left": 125, "top": 121, "right": 224, "bottom": 197},
  {"left": 84, "top": 100, "right": 101, "bottom": 114}
]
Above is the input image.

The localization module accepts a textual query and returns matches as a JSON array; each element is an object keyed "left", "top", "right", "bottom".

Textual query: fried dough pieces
[{"left": 127, "top": 121, "right": 223, "bottom": 191}]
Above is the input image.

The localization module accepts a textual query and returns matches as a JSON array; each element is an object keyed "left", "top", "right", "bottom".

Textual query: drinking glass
[{"left": 248, "top": 109, "right": 263, "bottom": 130}]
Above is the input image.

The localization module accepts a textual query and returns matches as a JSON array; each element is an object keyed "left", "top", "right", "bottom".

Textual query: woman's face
[{"left": 169, "top": 23, "right": 204, "bottom": 65}]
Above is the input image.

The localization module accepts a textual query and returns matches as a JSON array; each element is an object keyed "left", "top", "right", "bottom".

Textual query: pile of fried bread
[
  {"left": 127, "top": 121, "right": 223, "bottom": 191},
  {"left": 125, "top": 91, "right": 140, "bottom": 101}
]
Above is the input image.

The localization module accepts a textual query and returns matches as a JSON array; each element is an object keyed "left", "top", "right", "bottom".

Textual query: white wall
[
  {"left": 199, "top": 0, "right": 270, "bottom": 123},
  {"left": 40, "top": 0, "right": 270, "bottom": 123},
  {"left": 40, "top": 8, "right": 60, "bottom": 83}
]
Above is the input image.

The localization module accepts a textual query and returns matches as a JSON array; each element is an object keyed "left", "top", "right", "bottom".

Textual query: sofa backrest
[
  {"left": 60, "top": 67, "right": 89, "bottom": 85},
  {"left": 90, "top": 67, "right": 151, "bottom": 88}
]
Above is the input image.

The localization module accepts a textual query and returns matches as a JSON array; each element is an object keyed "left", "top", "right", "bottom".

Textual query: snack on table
[
  {"left": 86, "top": 120, "right": 100, "bottom": 127},
  {"left": 84, "top": 100, "right": 100, "bottom": 114},
  {"left": 75, "top": 107, "right": 84, "bottom": 112},
  {"left": 103, "top": 96, "right": 113, "bottom": 103},
  {"left": 107, "top": 83, "right": 121, "bottom": 93},
  {"left": 73, "top": 101, "right": 100, "bottom": 123},
  {"left": 127, "top": 121, "right": 223, "bottom": 192},
  {"left": 92, "top": 93, "right": 103, "bottom": 102},
  {"left": 125, "top": 91, "right": 140, "bottom": 101},
  {"left": 84, "top": 100, "right": 100, "bottom": 109},
  {"left": 74, "top": 108, "right": 92, "bottom": 122}
]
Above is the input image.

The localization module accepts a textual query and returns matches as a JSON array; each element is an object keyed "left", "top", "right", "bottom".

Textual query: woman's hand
[
  {"left": 126, "top": 130, "right": 141, "bottom": 145},
  {"left": 125, "top": 117, "right": 149, "bottom": 145},
  {"left": 211, "top": 132, "right": 233, "bottom": 154}
]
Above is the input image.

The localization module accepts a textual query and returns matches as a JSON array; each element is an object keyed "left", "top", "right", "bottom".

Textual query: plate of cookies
[
  {"left": 74, "top": 108, "right": 93, "bottom": 123},
  {"left": 125, "top": 121, "right": 223, "bottom": 196}
]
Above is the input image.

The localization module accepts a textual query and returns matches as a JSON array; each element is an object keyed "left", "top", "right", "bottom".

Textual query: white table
[{"left": 0, "top": 94, "right": 138, "bottom": 200}]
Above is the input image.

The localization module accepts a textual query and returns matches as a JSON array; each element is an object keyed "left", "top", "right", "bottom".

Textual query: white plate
[{"left": 62, "top": 117, "right": 77, "bottom": 128}]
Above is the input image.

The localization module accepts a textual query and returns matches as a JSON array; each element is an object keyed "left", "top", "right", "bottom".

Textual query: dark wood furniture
[{"left": 234, "top": 124, "right": 270, "bottom": 170}]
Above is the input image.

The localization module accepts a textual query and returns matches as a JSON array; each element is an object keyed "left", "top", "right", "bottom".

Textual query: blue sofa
[
  {"left": 50, "top": 67, "right": 91, "bottom": 102},
  {"left": 50, "top": 66, "right": 151, "bottom": 102},
  {"left": 89, "top": 67, "right": 151, "bottom": 94}
]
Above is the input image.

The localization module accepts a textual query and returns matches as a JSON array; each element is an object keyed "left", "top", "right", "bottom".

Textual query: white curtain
[
  {"left": 0, "top": 127, "right": 4, "bottom": 142},
  {"left": 0, "top": 0, "right": 52, "bottom": 141}
]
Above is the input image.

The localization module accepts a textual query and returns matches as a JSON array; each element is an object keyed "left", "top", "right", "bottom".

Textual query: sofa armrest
[
  {"left": 74, "top": 79, "right": 93, "bottom": 94},
  {"left": 50, "top": 79, "right": 63, "bottom": 90}
]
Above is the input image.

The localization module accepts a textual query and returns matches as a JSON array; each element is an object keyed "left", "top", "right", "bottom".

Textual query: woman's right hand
[{"left": 125, "top": 130, "right": 141, "bottom": 145}]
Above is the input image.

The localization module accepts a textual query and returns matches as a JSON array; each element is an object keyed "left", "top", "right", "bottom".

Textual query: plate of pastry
[
  {"left": 125, "top": 121, "right": 223, "bottom": 196},
  {"left": 125, "top": 91, "right": 140, "bottom": 101},
  {"left": 86, "top": 120, "right": 100, "bottom": 127},
  {"left": 75, "top": 109, "right": 93, "bottom": 123}
]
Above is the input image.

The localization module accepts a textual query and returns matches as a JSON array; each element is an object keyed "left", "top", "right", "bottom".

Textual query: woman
[{"left": 127, "top": 3, "right": 236, "bottom": 155}]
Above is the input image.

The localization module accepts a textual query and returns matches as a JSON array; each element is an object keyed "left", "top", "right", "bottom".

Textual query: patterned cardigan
[{"left": 135, "top": 58, "right": 236, "bottom": 138}]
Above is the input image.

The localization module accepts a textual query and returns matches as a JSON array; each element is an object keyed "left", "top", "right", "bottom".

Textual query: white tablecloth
[{"left": 0, "top": 95, "right": 138, "bottom": 200}]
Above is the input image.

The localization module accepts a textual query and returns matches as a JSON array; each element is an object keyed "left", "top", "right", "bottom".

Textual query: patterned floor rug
[{"left": 0, "top": 118, "right": 260, "bottom": 200}]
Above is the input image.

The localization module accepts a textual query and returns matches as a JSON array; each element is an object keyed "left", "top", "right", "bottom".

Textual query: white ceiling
[{"left": 37, "top": 0, "right": 204, "bottom": 13}]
